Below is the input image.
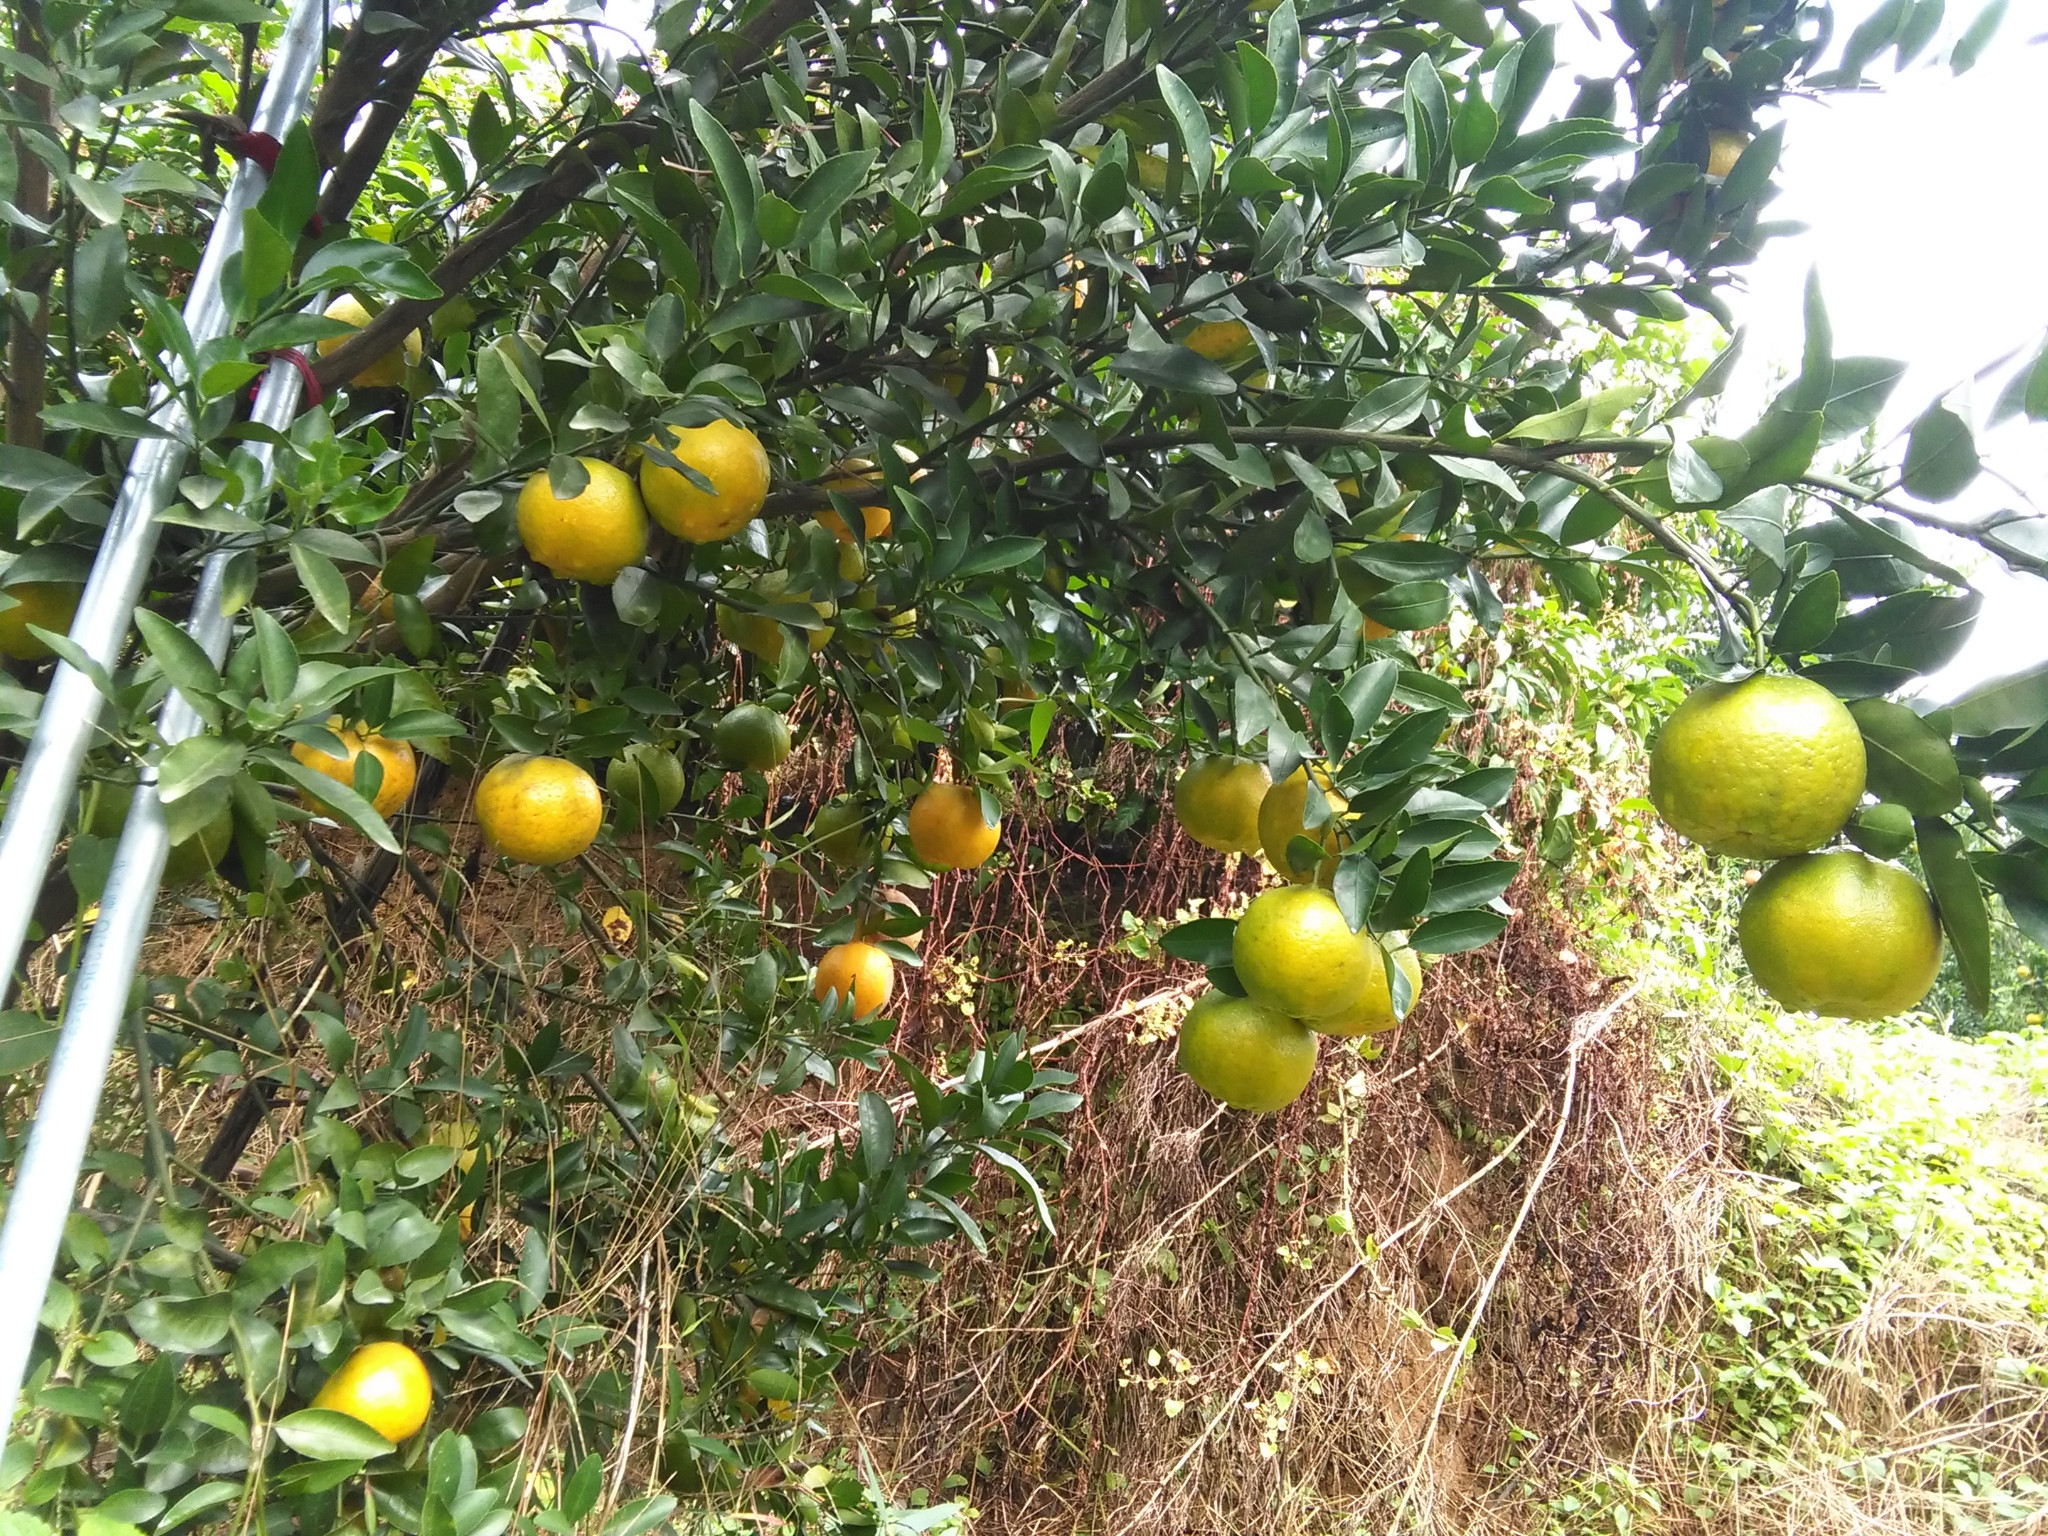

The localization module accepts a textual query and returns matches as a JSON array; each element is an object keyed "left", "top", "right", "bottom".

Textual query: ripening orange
[
  {"left": 906, "top": 783, "right": 1001, "bottom": 870},
  {"left": 813, "top": 941, "right": 894, "bottom": 1018}
]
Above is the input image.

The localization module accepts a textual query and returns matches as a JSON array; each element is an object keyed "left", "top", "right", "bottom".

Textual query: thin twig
[{"left": 606, "top": 1248, "right": 655, "bottom": 1512}]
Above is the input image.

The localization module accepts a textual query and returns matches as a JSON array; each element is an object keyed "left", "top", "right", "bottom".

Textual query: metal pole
[
  {"left": 0, "top": 0, "right": 328, "bottom": 1443},
  {"left": 0, "top": 0, "right": 325, "bottom": 996}
]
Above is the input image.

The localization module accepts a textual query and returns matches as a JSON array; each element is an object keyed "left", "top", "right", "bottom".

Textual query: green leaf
[
  {"left": 239, "top": 207, "right": 293, "bottom": 311},
  {"left": 290, "top": 540, "right": 355, "bottom": 633},
  {"left": 270, "top": 755, "right": 401, "bottom": 852},
  {"left": 134, "top": 608, "right": 222, "bottom": 707},
  {"left": 1902, "top": 404, "right": 1979, "bottom": 502},
  {"left": 0, "top": 1011, "right": 57, "bottom": 1076},
  {"left": 255, "top": 123, "right": 319, "bottom": 245},
  {"left": 1719, "top": 486, "right": 1789, "bottom": 568},
  {"left": 976, "top": 1142, "right": 1055, "bottom": 1235},
  {"left": 157, "top": 735, "right": 243, "bottom": 805},
  {"left": 71, "top": 224, "right": 128, "bottom": 343},
  {"left": 1664, "top": 441, "right": 1723, "bottom": 505},
  {"left": 599, "top": 1497, "right": 679, "bottom": 1536},
  {"left": 858, "top": 1090, "right": 896, "bottom": 1179},
  {"left": 1266, "top": 0, "right": 1300, "bottom": 121},
  {"left": 1719, "top": 123, "right": 1784, "bottom": 209},
  {"left": 1361, "top": 580, "right": 1451, "bottom": 631},
  {"left": 1109, "top": 345, "right": 1237, "bottom": 395},
  {"left": 1237, "top": 40, "right": 1279, "bottom": 134},
  {"left": 1409, "top": 910, "right": 1508, "bottom": 954},
  {"left": 1819, "top": 357, "right": 1907, "bottom": 445},
  {"left": 273, "top": 1408, "right": 395, "bottom": 1460},
  {"left": 756, "top": 193, "right": 801, "bottom": 249},
  {"left": 1161, "top": 918, "right": 1236, "bottom": 967},
  {"left": 41, "top": 400, "right": 179, "bottom": 442},
  {"left": 155, "top": 1483, "right": 243, "bottom": 1533},
  {"left": 794, "top": 149, "right": 876, "bottom": 246},
  {"left": 126, "top": 1293, "right": 232, "bottom": 1354},
  {"left": 252, "top": 608, "right": 299, "bottom": 702},
  {"left": 1156, "top": 65, "right": 1212, "bottom": 192},
  {"left": 1849, "top": 699, "right": 1962, "bottom": 816},
  {"left": 1945, "top": 659, "right": 2048, "bottom": 737},
  {"left": 467, "top": 92, "right": 510, "bottom": 166},
  {"left": 1917, "top": 818, "right": 1990, "bottom": 1013},
  {"left": 1505, "top": 384, "right": 1647, "bottom": 443},
  {"left": 688, "top": 99, "right": 759, "bottom": 269},
  {"left": 1770, "top": 569, "right": 1840, "bottom": 656},
  {"left": 1952, "top": 0, "right": 2008, "bottom": 71}
]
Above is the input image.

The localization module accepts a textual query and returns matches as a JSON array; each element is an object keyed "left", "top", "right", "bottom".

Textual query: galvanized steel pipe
[{"left": 0, "top": 0, "right": 328, "bottom": 1444}]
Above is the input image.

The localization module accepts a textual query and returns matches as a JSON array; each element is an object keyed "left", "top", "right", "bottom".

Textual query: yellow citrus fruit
[
  {"left": 1172, "top": 757, "right": 1271, "bottom": 855},
  {"left": 0, "top": 582, "right": 80, "bottom": 661},
  {"left": 311, "top": 1341, "right": 432, "bottom": 1442},
  {"left": 907, "top": 782, "right": 1001, "bottom": 870},
  {"left": 1184, "top": 319, "right": 1254, "bottom": 364},
  {"left": 1175, "top": 991, "right": 1318, "bottom": 1113},
  {"left": 1258, "top": 766, "right": 1352, "bottom": 884},
  {"left": 291, "top": 722, "right": 417, "bottom": 817},
  {"left": 1133, "top": 150, "right": 1169, "bottom": 194},
  {"left": 1361, "top": 616, "right": 1395, "bottom": 641},
  {"left": 712, "top": 703, "right": 792, "bottom": 771},
  {"left": 319, "top": 295, "right": 423, "bottom": 388},
  {"left": 515, "top": 458, "right": 648, "bottom": 585},
  {"left": 639, "top": 420, "right": 770, "bottom": 542},
  {"left": 1738, "top": 851, "right": 1943, "bottom": 1020},
  {"left": 1707, "top": 130, "right": 1751, "bottom": 179},
  {"left": 819, "top": 468, "right": 891, "bottom": 542},
  {"left": 810, "top": 799, "right": 870, "bottom": 863},
  {"left": 716, "top": 602, "right": 785, "bottom": 666},
  {"left": 1649, "top": 675, "right": 1865, "bottom": 859},
  {"left": 813, "top": 940, "right": 894, "bottom": 1018},
  {"left": 1314, "top": 939, "right": 1424, "bottom": 1037},
  {"left": 1233, "top": 886, "right": 1379, "bottom": 1021},
  {"left": 474, "top": 755, "right": 602, "bottom": 865}
]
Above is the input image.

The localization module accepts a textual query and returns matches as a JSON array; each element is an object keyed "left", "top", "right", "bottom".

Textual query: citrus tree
[{"left": 0, "top": 0, "right": 2040, "bottom": 1527}]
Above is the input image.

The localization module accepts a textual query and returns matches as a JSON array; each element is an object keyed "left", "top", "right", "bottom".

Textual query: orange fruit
[
  {"left": 1257, "top": 765, "right": 1352, "bottom": 884},
  {"left": 1176, "top": 991, "right": 1318, "bottom": 1113},
  {"left": 1707, "top": 130, "right": 1751, "bottom": 179},
  {"left": 311, "top": 1341, "right": 432, "bottom": 1443},
  {"left": 1172, "top": 757, "right": 1270, "bottom": 855},
  {"left": 474, "top": 755, "right": 602, "bottom": 865},
  {"left": 712, "top": 704, "right": 792, "bottom": 771},
  {"left": 1313, "top": 939, "right": 1423, "bottom": 1037},
  {"left": 0, "top": 582, "right": 81, "bottom": 661},
  {"left": 319, "top": 295, "right": 422, "bottom": 388},
  {"left": 515, "top": 459, "right": 648, "bottom": 584},
  {"left": 1232, "top": 886, "right": 1379, "bottom": 1022},
  {"left": 639, "top": 420, "right": 770, "bottom": 542},
  {"left": 906, "top": 782, "right": 1001, "bottom": 870},
  {"left": 1184, "top": 319, "right": 1254, "bottom": 364},
  {"left": 1649, "top": 675, "right": 1865, "bottom": 859},
  {"left": 291, "top": 721, "right": 417, "bottom": 817},
  {"left": 1738, "top": 851, "right": 1943, "bottom": 1020},
  {"left": 813, "top": 940, "right": 894, "bottom": 1018}
]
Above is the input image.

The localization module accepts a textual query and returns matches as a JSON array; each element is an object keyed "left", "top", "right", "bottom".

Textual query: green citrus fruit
[
  {"left": 1649, "top": 675, "right": 1865, "bottom": 858},
  {"left": 1313, "top": 938, "right": 1423, "bottom": 1037},
  {"left": 1175, "top": 991, "right": 1318, "bottom": 1113},
  {"left": 1173, "top": 757, "right": 1271, "bottom": 855},
  {"left": 810, "top": 799, "right": 870, "bottom": 863},
  {"left": 1847, "top": 697, "right": 1961, "bottom": 817},
  {"left": 1232, "top": 886, "right": 1379, "bottom": 1021},
  {"left": 1738, "top": 851, "right": 1943, "bottom": 1020},
  {"left": 712, "top": 704, "right": 792, "bottom": 771},
  {"left": 607, "top": 743, "right": 685, "bottom": 831}
]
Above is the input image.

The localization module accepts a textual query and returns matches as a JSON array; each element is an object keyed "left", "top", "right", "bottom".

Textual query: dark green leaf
[
  {"left": 1771, "top": 569, "right": 1840, "bottom": 656},
  {"left": 1902, "top": 404, "right": 1979, "bottom": 502},
  {"left": 1819, "top": 357, "right": 1907, "bottom": 445},
  {"left": 1946, "top": 659, "right": 2048, "bottom": 737},
  {"left": 239, "top": 207, "right": 293, "bottom": 310},
  {"left": 1917, "top": 818, "right": 1990, "bottom": 1013},
  {"left": 1410, "top": 910, "right": 1508, "bottom": 954},
  {"left": 0, "top": 1011, "right": 57, "bottom": 1076},
  {"left": 858, "top": 1090, "right": 895, "bottom": 1179},
  {"left": 1361, "top": 580, "right": 1451, "bottom": 631},
  {"left": 1109, "top": 345, "right": 1237, "bottom": 395},
  {"left": 72, "top": 224, "right": 128, "bottom": 343},
  {"left": 274, "top": 1407, "right": 395, "bottom": 1460},
  {"left": 1161, "top": 918, "right": 1236, "bottom": 967},
  {"left": 290, "top": 540, "right": 355, "bottom": 633},
  {"left": 1156, "top": 65, "right": 1212, "bottom": 192}
]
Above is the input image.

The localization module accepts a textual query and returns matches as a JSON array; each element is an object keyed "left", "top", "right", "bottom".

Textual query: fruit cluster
[
  {"left": 1649, "top": 674, "right": 1948, "bottom": 1020},
  {"left": 1167, "top": 755, "right": 1426, "bottom": 1115}
]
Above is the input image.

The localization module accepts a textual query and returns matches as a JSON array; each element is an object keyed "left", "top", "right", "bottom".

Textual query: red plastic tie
[
  {"left": 226, "top": 131, "right": 281, "bottom": 176},
  {"left": 247, "top": 347, "right": 324, "bottom": 411}
]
